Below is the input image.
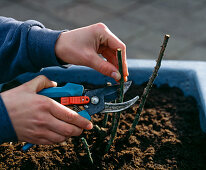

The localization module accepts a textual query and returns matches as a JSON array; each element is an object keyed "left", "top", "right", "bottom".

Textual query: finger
[
  {"left": 99, "top": 26, "right": 129, "bottom": 78},
  {"left": 42, "top": 130, "right": 66, "bottom": 144},
  {"left": 31, "top": 137, "right": 64, "bottom": 145},
  {"left": 23, "top": 75, "right": 57, "bottom": 93},
  {"left": 100, "top": 48, "right": 119, "bottom": 69},
  {"left": 29, "top": 130, "right": 66, "bottom": 144},
  {"left": 89, "top": 52, "right": 121, "bottom": 81},
  {"left": 33, "top": 138, "right": 53, "bottom": 145},
  {"left": 49, "top": 100, "right": 93, "bottom": 130},
  {"left": 20, "top": 135, "right": 50, "bottom": 145},
  {"left": 47, "top": 114, "right": 83, "bottom": 137},
  {"left": 98, "top": 47, "right": 128, "bottom": 81},
  {"left": 100, "top": 48, "right": 128, "bottom": 82}
]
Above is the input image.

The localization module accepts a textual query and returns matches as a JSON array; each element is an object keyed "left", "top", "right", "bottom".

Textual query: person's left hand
[
  {"left": 55, "top": 23, "right": 128, "bottom": 82},
  {"left": 1, "top": 75, "right": 93, "bottom": 144}
]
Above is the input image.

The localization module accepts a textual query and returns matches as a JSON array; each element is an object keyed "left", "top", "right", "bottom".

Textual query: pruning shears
[{"left": 20, "top": 81, "right": 139, "bottom": 151}]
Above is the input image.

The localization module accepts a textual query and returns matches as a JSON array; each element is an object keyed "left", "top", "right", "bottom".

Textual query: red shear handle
[{"left": 61, "top": 96, "right": 90, "bottom": 105}]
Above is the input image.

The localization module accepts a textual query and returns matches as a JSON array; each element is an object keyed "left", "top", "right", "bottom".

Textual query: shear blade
[
  {"left": 101, "top": 95, "right": 139, "bottom": 113},
  {"left": 123, "top": 81, "right": 132, "bottom": 94}
]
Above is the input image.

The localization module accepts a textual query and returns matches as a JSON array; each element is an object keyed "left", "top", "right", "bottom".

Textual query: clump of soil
[{"left": 0, "top": 83, "right": 206, "bottom": 169}]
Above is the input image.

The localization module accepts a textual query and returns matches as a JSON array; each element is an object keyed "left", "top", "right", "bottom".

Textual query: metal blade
[
  {"left": 93, "top": 81, "right": 132, "bottom": 103},
  {"left": 123, "top": 81, "right": 132, "bottom": 94},
  {"left": 101, "top": 95, "right": 139, "bottom": 113}
]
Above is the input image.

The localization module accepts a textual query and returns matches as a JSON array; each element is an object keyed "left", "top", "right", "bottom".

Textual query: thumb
[
  {"left": 24, "top": 75, "right": 57, "bottom": 93},
  {"left": 90, "top": 53, "right": 121, "bottom": 81}
]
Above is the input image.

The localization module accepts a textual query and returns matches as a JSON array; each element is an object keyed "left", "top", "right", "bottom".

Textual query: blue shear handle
[
  {"left": 22, "top": 143, "right": 34, "bottom": 151},
  {"left": 22, "top": 110, "right": 91, "bottom": 152},
  {"left": 78, "top": 110, "right": 91, "bottom": 120},
  {"left": 38, "top": 83, "right": 84, "bottom": 98}
]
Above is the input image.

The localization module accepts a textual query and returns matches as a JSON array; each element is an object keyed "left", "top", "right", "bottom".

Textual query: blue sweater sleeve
[
  {"left": 0, "top": 16, "right": 64, "bottom": 83},
  {"left": 0, "top": 17, "right": 66, "bottom": 144},
  {"left": 0, "top": 94, "right": 17, "bottom": 143}
]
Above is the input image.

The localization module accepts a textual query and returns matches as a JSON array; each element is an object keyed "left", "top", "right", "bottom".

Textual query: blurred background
[{"left": 0, "top": 0, "right": 205, "bottom": 61}]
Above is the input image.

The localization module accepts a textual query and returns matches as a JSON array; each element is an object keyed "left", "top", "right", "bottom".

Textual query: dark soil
[{"left": 1, "top": 83, "right": 206, "bottom": 169}]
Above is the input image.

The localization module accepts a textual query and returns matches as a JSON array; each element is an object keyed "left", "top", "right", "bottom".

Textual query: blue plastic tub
[{"left": 13, "top": 59, "right": 206, "bottom": 133}]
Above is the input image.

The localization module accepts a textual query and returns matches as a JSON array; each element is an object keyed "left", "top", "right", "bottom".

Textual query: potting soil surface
[{"left": 0, "top": 83, "right": 206, "bottom": 169}]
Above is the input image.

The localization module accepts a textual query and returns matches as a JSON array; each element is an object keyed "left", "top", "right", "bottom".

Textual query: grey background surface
[{"left": 0, "top": 0, "right": 205, "bottom": 61}]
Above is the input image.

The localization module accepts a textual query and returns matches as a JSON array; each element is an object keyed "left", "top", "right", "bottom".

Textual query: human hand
[
  {"left": 1, "top": 75, "right": 93, "bottom": 144},
  {"left": 55, "top": 23, "right": 128, "bottom": 81}
]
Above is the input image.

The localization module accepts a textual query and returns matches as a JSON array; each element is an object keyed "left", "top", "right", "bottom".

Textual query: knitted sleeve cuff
[
  {"left": 28, "top": 26, "right": 67, "bottom": 69},
  {"left": 0, "top": 95, "right": 17, "bottom": 144}
]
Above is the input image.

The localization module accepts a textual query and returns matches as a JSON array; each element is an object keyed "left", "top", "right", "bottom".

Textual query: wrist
[{"left": 55, "top": 32, "right": 67, "bottom": 63}]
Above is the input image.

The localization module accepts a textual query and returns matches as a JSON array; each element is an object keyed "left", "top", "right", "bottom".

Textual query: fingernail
[
  {"left": 86, "top": 123, "right": 93, "bottom": 130},
  {"left": 52, "top": 81, "right": 57, "bottom": 87},
  {"left": 111, "top": 72, "right": 121, "bottom": 80}
]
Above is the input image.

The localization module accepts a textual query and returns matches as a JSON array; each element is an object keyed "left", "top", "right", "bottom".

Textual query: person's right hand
[
  {"left": 55, "top": 23, "right": 128, "bottom": 82},
  {"left": 1, "top": 75, "right": 93, "bottom": 144}
]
